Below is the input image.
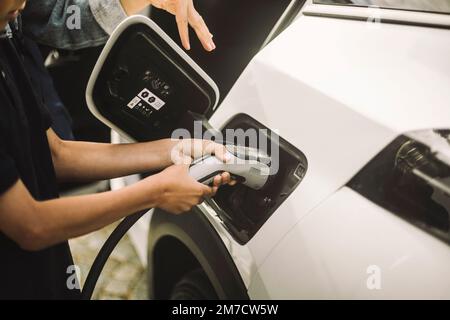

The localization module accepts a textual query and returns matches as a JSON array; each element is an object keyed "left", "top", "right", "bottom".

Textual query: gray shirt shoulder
[{"left": 22, "top": 0, "right": 128, "bottom": 50}]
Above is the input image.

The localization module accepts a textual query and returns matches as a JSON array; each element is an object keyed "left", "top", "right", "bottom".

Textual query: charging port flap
[
  {"left": 210, "top": 114, "right": 308, "bottom": 244},
  {"left": 86, "top": 16, "right": 219, "bottom": 142}
]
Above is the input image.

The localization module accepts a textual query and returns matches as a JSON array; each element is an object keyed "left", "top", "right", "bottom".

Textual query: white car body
[{"left": 114, "top": 0, "right": 450, "bottom": 299}]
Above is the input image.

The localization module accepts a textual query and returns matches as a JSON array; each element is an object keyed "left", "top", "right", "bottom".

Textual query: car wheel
[{"left": 170, "top": 268, "right": 218, "bottom": 300}]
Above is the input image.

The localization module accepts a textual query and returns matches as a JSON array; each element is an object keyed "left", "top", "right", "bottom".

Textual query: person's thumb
[{"left": 199, "top": 183, "right": 214, "bottom": 197}]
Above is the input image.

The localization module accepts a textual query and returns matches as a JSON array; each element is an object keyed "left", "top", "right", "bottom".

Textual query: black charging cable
[{"left": 80, "top": 209, "right": 149, "bottom": 300}]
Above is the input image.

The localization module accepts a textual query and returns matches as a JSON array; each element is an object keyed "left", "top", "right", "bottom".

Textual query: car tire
[{"left": 170, "top": 268, "right": 218, "bottom": 300}]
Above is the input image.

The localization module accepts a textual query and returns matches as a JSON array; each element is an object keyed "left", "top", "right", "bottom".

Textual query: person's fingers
[
  {"left": 212, "top": 174, "right": 222, "bottom": 187},
  {"left": 175, "top": 0, "right": 190, "bottom": 50},
  {"left": 214, "top": 144, "right": 229, "bottom": 163},
  {"left": 200, "top": 184, "right": 214, "bottom": 197},
  {"left": 190, "top": 139, "right": 204, "bottom": 159},
  {"left": 229, "top": 180, "right": 238, "bottom": 186},
  {"left": 188, "top": 2, "right": 215, "bottom": 51},
  {"left": 201, "top": 141, "right": 215, "bottom": 156},
  {"left": 204, "top": 142, "right": 231, "bottom": 163},
  {"left": 170, "top": 141, "right": 193, "bottom": 164},
  {"left": 211, "top": 186, "right": 218, "bottom": 197},
  {"left": 221, "top": 172, "right": 231, "bottom": 185},
  {"left": 150, "top": 0, "right": 164, "bottom": 10},
  {"left": 172, "top": 152, "right": 193, "bottom": 166}
]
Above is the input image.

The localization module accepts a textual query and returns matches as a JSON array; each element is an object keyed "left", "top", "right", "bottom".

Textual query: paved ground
[
  {"left": 70, "top": 223, "right": 148, "bottom": 300},
  {"left": 64, "top": 182, "right": 148, "bottom": 300}
]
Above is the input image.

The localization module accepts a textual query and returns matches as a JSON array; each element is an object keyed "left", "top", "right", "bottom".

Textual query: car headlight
[{"left": 348, "top": 129, "right": 450, "bottom": 244}]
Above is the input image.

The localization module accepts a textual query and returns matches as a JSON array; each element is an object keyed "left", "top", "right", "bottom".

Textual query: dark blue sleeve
[{"left": 22, "top": 37, "right": 75, "bottom": 140}]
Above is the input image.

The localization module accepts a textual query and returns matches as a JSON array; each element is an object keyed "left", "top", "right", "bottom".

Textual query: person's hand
[
  {"left": 150, "top": 0, "right": 215, "bottom": 51},
  {"left": 170, "top": 139, "right": 237, "bottom": 188},
  {"left": 154, "top": 164, "right": 215, "bottom": 214},
  {"left": 170, "top": 139, "right": 230, "bottom": 164}
]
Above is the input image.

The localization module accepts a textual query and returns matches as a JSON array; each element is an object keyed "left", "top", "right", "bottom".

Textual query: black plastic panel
[
  {"left": 208, "top": 114, "right": 308, "bottom": 244},
  {"left": 92, "top": 23, "right": 217, "bottom": 142}
]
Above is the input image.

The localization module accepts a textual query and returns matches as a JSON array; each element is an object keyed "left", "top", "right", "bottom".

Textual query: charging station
[{"left": 86, "top": 16, "right": 220, "bottom": 142}]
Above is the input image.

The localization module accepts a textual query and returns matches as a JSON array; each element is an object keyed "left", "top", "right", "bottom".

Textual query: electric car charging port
[{"left": 207, "top": 114, "right": 308, "bottom": 244}]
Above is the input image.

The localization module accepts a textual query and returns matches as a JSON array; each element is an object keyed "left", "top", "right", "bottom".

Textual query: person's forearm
[
  {"left": 28, "top": 176, "right": 161, "bottom": 250},
  {"left": 54, "top": 138, "right": 177, "bottom": 182},
  {"left": 1, "top": 161, "right": 219, "bottom": 251}
]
